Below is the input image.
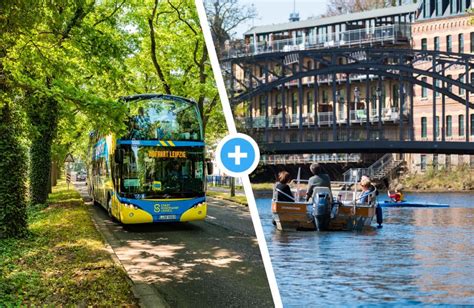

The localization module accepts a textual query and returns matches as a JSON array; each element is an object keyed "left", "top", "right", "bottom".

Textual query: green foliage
[
  {"left": 0, "top": 180, "right": 136, "bottom": 305},
  {"left": 27, "top": 96, "right": 59, "bottom": 205},
  {"left": 0, "top": 102, "right": 28, "bottom": 238},
  {"left": 402, "top": 165, "right": 474, "bottom": 191},
  {"left": 1, "top": 0, "right": 226, "bottom": 237}
]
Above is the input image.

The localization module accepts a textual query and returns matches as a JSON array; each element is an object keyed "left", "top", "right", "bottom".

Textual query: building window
[
  {"left": 291, "top": 92, "right": 298, "bottom": 115},
  {"left": 259, "top": 96, "right": 265, "bottom": 116},
  {"left": 446, "top": 35, "right": 452, "bottom": 52},
  {"left": 307, "top": 91, "right": 313, "bottom": 114},
  {"left": 421, "top": 117, "right": 427, "bottom": 138},
  {"left": 436, "top": 0, "right": 442, "bottom": 16},
  {"left": 435, "top": 79, "right": 440, "bottom": 97},
  {"left": 447, "top": 75, "right": 453, "bottom": 92},
  {"left": 458, "top": 34, "right": 464, "bottom": 53},
  {"left": 436, "top": 116, "right": 440, "bottom": 138},
  {"left": 459, "top": 74, "right": 465, "bottom": 95},
  {"left": 322, "top": 90, "right": 328, "bottom": 104},
  {"left": 471, "top": 32, "right": 474, "bottom": 53},
  {"left": 459, "top": 115, "right": 465, "bottom": 136},
  {"left": 446, "top": 115, "right": 452, "bottom": 137},
  {"left": 276, "top": 93, "right": 282, "bottom": 110},
  {"left": 392, "top": 84, "right": 399, "bottom": 107},
  {"left": 421, "top": 38, "right": 427, "bottom": 50},
  {"left": 434, "top": 36, "right": 440, "bottom": 51},
  {"left": 471, "top": 114, "right": 474, "bottom": 136},
  {"left": 421, "top": 77, "right": 428, "bottom": 98},
  {"left": 420, "top": 155, "right": 427, "bottom": 171}
]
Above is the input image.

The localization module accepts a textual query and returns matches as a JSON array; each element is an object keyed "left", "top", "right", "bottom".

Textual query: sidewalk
[
  {"left": 74, "top": 182, "right": 167, "bottom": 308},
  {"left": 207, "top": 185, "right": 245, "bottom": 196}
]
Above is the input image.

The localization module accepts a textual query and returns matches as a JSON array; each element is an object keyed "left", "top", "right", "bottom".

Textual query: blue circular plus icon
[{"left": 215, "top": 133, "right": 260, "bottom": 177}]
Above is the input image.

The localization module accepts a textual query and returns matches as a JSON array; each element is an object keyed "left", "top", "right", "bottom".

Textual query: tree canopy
[{"left": 0, "top": 0, "right": 226, "bottom": 237}]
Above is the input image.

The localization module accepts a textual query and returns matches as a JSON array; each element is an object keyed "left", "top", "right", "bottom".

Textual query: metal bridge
[{"left": 225, "top": 47, "right": 474, "bottom": 154}]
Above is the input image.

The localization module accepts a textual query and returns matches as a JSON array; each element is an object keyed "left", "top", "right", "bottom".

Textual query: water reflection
[{"left": 258, "top": 193, "right": 474, "bottom": 306}]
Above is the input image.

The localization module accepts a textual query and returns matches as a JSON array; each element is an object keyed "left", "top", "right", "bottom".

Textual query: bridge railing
[
  {"left": 226, "top": 23, "right": 411, "bottom": 58},
  {"left": 261, "top": 153, "right": 362, "bottom": 165}
]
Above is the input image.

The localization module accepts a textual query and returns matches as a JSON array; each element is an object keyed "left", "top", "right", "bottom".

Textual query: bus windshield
[
  {"left": 126, "top": 96, "right": 202, "bottom": 141},
  {"left": 119, "top": 146, "right": 205, "bottom": 199}
]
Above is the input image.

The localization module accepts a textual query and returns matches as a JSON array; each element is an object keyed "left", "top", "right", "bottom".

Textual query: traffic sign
[{"left": 64, "top": 153, "right": 74, "bottom": 163}]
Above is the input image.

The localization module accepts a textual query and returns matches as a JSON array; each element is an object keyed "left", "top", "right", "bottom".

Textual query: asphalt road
[{"left": 74, "top": 182, "right": 273, "bottom": 308}]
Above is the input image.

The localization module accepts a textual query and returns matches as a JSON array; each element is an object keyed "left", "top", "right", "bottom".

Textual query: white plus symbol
[{"left": 228, "top": 145, "right": 248, "bottom": 165}]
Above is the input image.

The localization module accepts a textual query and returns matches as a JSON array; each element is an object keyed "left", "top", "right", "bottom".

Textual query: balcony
[
  {"left": 239, "top": 107, "right": 404, "bottom": 129},
  {"left": 225, "top": 23, "right": 411, "bottom": 58}
]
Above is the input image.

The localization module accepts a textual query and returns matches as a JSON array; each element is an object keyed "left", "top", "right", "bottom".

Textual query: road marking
[{"left": 206, "top": 215, "right": 216, "bottom": 220}]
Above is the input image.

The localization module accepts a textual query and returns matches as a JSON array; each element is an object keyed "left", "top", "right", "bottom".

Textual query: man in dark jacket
[{"left": 306, "top": 163, "right": 331, "bottom": 201}]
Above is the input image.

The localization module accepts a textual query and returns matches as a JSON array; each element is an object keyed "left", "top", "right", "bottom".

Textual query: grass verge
[
  {"left": 0, "top": 180, "right": 137, "bottom": 306},
  {"left": 251, "top": 183, "right": 275, "bottom": 192},
  {"left": 207, "top": 190, "right": 248, "bottom": 206}
]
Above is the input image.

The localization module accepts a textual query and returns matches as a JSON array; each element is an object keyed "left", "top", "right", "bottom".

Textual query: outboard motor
[
  {"left": 313, "top": 193, "right": 332, "bottom": 231},
  {"left": 376, "top": 203, "right": 383, "bottom": 228}
]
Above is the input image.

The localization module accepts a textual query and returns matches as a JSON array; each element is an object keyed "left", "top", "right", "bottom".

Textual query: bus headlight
[
  {"left": 123, "top": 203, "right": 138, "bottom": 210},
  {"left": 193, "top": 202, "right": 206, "bottom": 215}
]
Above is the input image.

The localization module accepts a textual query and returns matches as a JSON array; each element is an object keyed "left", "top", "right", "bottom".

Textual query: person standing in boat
[
  {"left": 306, "top": 163, "right": 331, "bottom": 201},
  {"left": 275, "top": 171, "right": 295, "bottom": 202}
]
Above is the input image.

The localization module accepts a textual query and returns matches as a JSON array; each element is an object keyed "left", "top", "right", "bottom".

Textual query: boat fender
[{"left": 376, "top": 203, "right": 383, "bottom": 228}]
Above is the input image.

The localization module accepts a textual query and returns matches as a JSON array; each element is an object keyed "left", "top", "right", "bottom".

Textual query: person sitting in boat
[
  {"left": 275, "top": 171, "right": 295, "bottom": 202},
  {"left": 358, "top": 177, "right": 375, "bottom": 204},
  {"left": 387, "top": 184, "right": 404, "bottom": 202},
  {"left": 361, "top": 175, "right": 378, "bottom": 196},
  {"left": 306, "top": 163, "right": 331, "bottom": 201}
]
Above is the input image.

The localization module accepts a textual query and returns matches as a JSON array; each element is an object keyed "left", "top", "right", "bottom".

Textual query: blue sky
[{"left": 234, "top": 0, "right": 330, "bottom": 37}]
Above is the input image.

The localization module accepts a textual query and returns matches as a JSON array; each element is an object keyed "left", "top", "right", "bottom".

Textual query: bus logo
[{"left": 154, "top": 204, "right": 161, "bottom": 213}]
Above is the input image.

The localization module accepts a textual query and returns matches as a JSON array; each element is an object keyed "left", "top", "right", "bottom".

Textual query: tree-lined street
[{"left": 75, "top": 182, "right": 272, "bottom": 307}]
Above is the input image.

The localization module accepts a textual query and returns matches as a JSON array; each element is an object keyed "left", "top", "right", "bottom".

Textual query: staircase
[{"left": 343, "top": 154, "right": 405, "bottom": 184}]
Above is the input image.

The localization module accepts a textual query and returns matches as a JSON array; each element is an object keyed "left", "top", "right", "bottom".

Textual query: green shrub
[{"left": 0, "top": 103, "right": 28, "bottom": 238}]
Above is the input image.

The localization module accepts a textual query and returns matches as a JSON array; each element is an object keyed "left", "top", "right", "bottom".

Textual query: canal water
[{"left": 257, "top": 193, "right": 474, "bottom": 306}]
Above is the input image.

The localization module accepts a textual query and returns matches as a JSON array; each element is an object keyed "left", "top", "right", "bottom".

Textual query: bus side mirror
[
  {"left": 206, "top": 161, "right": 213, "bottom": 175},
  {"left": 114, "top": 149, "right": 124, "bottom": 164}
]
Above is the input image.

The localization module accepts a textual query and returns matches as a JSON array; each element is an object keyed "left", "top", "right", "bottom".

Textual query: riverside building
[{"left": 227, "top": 0, "right": 473, "bottom": 174}]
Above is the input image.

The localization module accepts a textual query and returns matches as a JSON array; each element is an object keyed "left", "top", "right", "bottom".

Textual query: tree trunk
[
  {"left": 28, "top": 97, "right": 58, "bottom": 205},
  {"left": 0, "top": 103, "right": 28, "bottom": 238},
  {"left": 230, "top": 177, "right": 235, "bottom": 197},
  {"left": 30, "top": 136, "right": 53, "bottom": 204}
]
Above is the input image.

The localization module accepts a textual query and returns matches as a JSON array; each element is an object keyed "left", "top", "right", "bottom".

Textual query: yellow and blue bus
[{"left": 88, "top": 94, "right": 211, "bottom": 224}]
